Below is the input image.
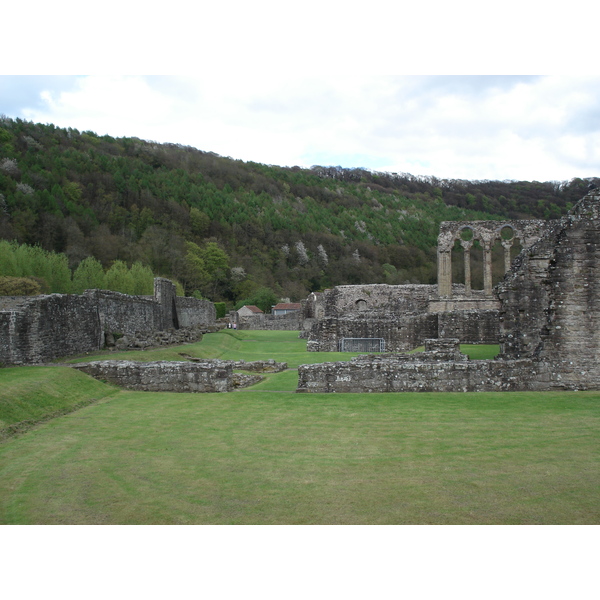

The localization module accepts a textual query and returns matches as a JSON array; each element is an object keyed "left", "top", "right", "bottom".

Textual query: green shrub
[
  {"left": 0, "top": 276, "right": 42, "bottom": 296},
  {"left": 214, "top": 302, "right": 227, "bottom": 319}
]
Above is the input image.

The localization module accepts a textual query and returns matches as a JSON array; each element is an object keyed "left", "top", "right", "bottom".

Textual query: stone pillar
[
  {"left": 502, "top": 240, "right": 513, "bottom": 274},
  {"left": 483, "top": 243, "right": 493, "bottom": 296},
  {"left": 461, "top": 240, "right": 473, "bottom": 295},
  {"left": 154, "top": 278, "right": 179, "bottom": 330},
  {"left": 437, "top": 249, "right": 452, "bottom": 297}
]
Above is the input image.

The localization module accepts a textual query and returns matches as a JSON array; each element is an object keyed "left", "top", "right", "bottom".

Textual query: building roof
[
  {"left": 272, "top": 303, "right": 302, "bottom": 311},
  {"left": 241, "top": 305, "right": 263, "bottom": 314}
]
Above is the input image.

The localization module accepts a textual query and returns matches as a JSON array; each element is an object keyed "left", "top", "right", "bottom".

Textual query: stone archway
[{"left": 437, "top": 219, "right": 547, "bottom": 298}]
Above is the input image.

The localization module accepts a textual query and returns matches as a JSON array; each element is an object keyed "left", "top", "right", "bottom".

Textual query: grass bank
[{"left": 0, "top": 366, "right": 118, "bottom": 441}]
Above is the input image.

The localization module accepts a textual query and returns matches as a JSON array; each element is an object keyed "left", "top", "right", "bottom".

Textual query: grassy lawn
[{"left": 1, "top": 331, "right": 598, "bottom": 524}]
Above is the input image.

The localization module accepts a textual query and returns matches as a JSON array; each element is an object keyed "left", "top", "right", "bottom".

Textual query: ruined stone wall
[
  {"left": 175, "top": 297, "right": 216, "bottom": 329},
  {"left": 307, "top": 310, "right": 499, "bottom": 351},
  {"left": 0, "top": 278, "right": 217, "bottom": 365},
  {"left": 84, "top": 289, "right": 161, "bottom": 337},
  {"left": 297, "top": 339, "right": 548, "bottom": 393},
  {"left": 299, "top": 191, "right": 600, "bottom": 393},
  {"left": 0, "top": 297, "right": 30, "bottom": 311},
  {"left": 154, "top": 277, "right": 179, "bottom": 330},
  {"left": 297, "top": 355, "right": 541, "bottom": 393},
  {"left": 307, "top": 313, "right": 439, "bottom": 352},
  {"left": 237, "top": 312, "right": 301, "bottom": 331},
  {"left": 437, "top": 218, "right": 550, "bottom": 296},
  {"left": 304, "top": 283, "right": 501, "bottom": 350},
  {"left": 437, "top": 310, "right": 499, "bottom": 345},
  {"left": 317, "top": 284, "right": 436, "bottom": 319},
  {"left": 73, "top": 360, "right": 233, "bottom": 393},
  {"left": 497, "top": 189, "right": 600, "bottom": 388},
  {"left": 0, "top": 294, "right": 102, "bottom": 365}
]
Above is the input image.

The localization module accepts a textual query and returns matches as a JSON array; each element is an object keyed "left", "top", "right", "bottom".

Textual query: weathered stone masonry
[
  {"left": 297, "top": 339, "right": 543, "bottom": 393},
  {"left": 298, "top": 190, "right": 600, "bottom": 393},
  {"left": 235, "top": 311, "right": 302, "bottom": 331},
  {"left": 72, "top": 358, "right": 287, "bottom": 393},
  {"left": 497, "top": 190, "right": 600, "bottom": 389},
  {"left": 0, "top": 278, "right": 216, "bottom": 365},
  {"left": 73, "top": 360, "right": 233, "bottom": 393},
  {"left": 0, "top": 294, "right": 103, "bottom": 365},
  {"left": 436, "top": 219, "right": 547, "bottom": 297},
  {"left": 306, "top": 283, "right": 501, "bottom": 352},
  {"left": 305, "top": 217, "right": 556, "bottom": 354}
]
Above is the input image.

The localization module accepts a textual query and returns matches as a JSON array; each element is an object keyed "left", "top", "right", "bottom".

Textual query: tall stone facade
[
  {"left": 497, "top": 189, "right": 600, "bottom": 388},
  {"left": 0, "top": 279, "right": 216, "bottom": 365}
]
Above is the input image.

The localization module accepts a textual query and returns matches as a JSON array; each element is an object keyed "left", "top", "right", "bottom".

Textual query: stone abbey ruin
[
  {"left": 2, "top": 189, "right": 599, "bottom": 394},
  {"left": 298, "top": 189, "right": 600, "bottom": 392}
]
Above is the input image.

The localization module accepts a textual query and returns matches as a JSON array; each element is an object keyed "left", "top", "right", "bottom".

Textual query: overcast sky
[{"left": 1, "top": 2, "right": 598, "bottom": 183}]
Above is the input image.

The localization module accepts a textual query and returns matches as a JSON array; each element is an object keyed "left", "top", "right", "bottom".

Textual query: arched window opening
[
  {"left": 492, "top": 226, "right": 523, "bottom": 285},
  {"left": 470, "top": 240, "right": 484, "bottom": 290},
  {"left": 491, "top": 239, "right": 506, "bottom": 286},
  {"left": 451, "top": 238, "right": 465, "bottom": 288},
  {"left": 355, "top": 299, "right": 368, "bottom": 312}
]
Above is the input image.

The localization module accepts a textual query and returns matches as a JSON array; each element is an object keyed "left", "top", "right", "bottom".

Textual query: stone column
[
  {"left": 483, "top": 242, "right": 493, "bottom": 296},
  {"left": 461, "top": 240, "right": 473, "bottom": 295},
  {"left": 502, "top": 239, "right": 513, "bottom": 274},
  {"left": 437, "top": 249, "right": 452, "bottom": 297}
]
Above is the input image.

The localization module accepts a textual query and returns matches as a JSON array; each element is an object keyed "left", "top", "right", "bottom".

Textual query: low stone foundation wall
[
  {"left": 109, "top": 324, "right": 224, "bottom": 351},
  {"left": 297, "top": 355, "right": 543, "bottom": 393},
  {"left": 73, "top": 360, "right": 233, "bottom": 393},
  {"left": 180, "top": 355, "right": 287, "bottom": 373},
  {"left": 227, "top": 359, "right": 287, "bottom": 373},
  {"left": 296, "top": 339, "right": 554, "bottom": 393}
]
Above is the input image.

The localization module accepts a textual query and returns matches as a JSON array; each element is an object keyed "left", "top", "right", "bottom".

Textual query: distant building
[
  {"left": 272, "top": 302, "right": 302, "bottom": 315},
  {"left": 236, "top": 305, "right": 264, "bottom": 317}
]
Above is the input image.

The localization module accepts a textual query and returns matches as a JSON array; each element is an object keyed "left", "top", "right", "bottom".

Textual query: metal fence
[{"left": 339, "top": 338, "right": 385, "bottom": 353}]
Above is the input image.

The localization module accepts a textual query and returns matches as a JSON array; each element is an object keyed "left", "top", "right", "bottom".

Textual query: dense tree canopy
[{"left": 0, "top": 115, "right": 597, "bottom": 306}]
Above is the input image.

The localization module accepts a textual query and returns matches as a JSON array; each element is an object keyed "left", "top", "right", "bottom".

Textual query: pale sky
[{"left": 1, "top": 2, "right": 599, "bottom": 183}]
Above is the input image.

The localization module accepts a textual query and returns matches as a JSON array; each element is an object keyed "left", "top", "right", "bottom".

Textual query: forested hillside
[{"left": 0, "top": 116, "right": 597, "bottom": 304}]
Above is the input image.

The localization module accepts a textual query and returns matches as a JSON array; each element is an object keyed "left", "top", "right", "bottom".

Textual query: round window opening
[
  {"left": 460, "top": 227, "right": 474, "bottom": 241},
  {"left": 356, "top": 299, "right": 368, "bottom": 311}
]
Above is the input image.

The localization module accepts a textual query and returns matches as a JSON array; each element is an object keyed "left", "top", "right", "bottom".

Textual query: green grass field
[{"left": 0, "top": 331, "right": 597, "bottom": 524}]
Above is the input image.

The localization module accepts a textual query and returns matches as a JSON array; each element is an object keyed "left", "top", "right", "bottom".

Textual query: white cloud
[{"left": 10, "top": 74, "right": 600, "bottom": 182}]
